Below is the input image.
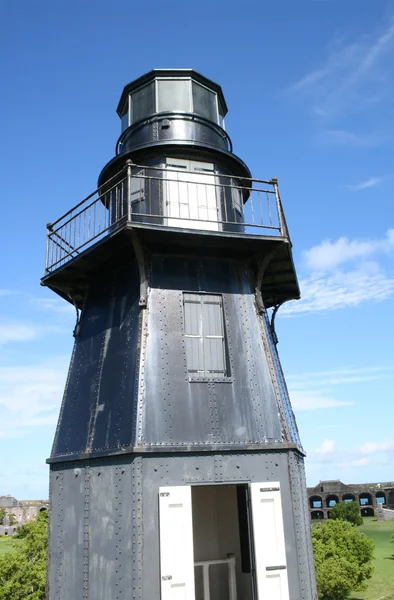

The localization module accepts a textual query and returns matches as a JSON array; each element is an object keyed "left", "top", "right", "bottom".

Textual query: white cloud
[
  {"left": 282, "top": 261, "right": 394, "bottom": 316},
  {"left": 0, "top": 360, "right": 69, "bottom": 438},
  {"left": 303, "top": 229, "right": 394, "bottom": 271},
  {"left": 314, "top": 129, "right": 389, "bottom": 148},
  {"left": 358, "top": 440, "right": 394, "bottom": 455},
  {"left": 279, "top": 229, "right": 394, "bottom": 316},
  {"left": 345, "top": 176, "right": 385, "bottom": 191},
  {"left": 29, "top": 297, "right": 75, "bottom": 316},
  {"left": 290, "top": 20, "right": 394, "bottom": 118},
  {"left": 290, "top": 390, "right": 354, "bottom": 411},
  {"left": 289, "top": 366, "right": 392, "bottom": 388},
  {"left": 288, "top": 366, "right": 392, "bottom": 412},
  {"left": 316, "top": 439, "right": 336, "bottom": 455},
  {"left": 0, "top": 323, "right": 40, "bottom": 344}
]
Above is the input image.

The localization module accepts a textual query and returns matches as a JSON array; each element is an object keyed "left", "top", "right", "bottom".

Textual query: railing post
[
  {"left": 202, "top": 564, "right": 210, "bottom": 600},
  {"left": 272, "top": 178, "right": 289, "bottom": 239},
  {"left": 45, "top": 223, "right": 52, "bottom": 273},
  {"left": 126, "top": 159, "right": 133, "bottom": 222},
  {"left": 227, "top": 554, "right": 237, "bottom": 600}
]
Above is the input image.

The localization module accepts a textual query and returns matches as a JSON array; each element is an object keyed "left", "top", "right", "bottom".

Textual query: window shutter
[
  {"left": 183, "top": 294, "right": 227, "bottom": 378},
  {"left": 159, "top": 486, "right": 196, "bottom": 600},
  {"left": 250, "top": 482, "right": 290, "bottom": 600}
]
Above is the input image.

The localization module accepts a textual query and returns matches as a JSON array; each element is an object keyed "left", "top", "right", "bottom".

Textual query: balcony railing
[
  {"left": 45, "top": 162, "right": 289, "bottom": 273},
  {"left": 194, "top": 554, "right": 237, "bottom": 600}
]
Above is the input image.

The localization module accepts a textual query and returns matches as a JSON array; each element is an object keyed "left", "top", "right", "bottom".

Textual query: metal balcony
[{"left": 45, "top": 162, "right": 290, "bottom": 274}]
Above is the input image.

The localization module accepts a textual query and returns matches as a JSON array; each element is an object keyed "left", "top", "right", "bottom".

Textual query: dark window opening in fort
[
  {"left": 309, "top": 495, "right": 322, "bottom": 509},
  {"left": 361, "top": 507, "right": 374, "bottom": 517},
  {"left": 311, "top": 510, "right": 324, "bottom": 520},
  {"left": 326, "top": 495, "right": 339, "bottom": 508},
  {"left": 376, "top": 492, "right": 386, "bottom": 504},
  {"left": 359, "top": 493, "right": 373, "bottom": 506},
  {"left": 39, "top": 507, "right": 48, "bottom": 512},
  {"left": 183, "top": 293, "right": 229, "bottom": 379},
  {"left": 342, "top": 494, "right": 355, "bottom": 503}
]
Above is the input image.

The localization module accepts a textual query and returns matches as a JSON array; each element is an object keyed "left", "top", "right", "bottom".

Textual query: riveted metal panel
[
  {"left": 51, "top": 261, "right": 140, "bottom": 458},
  {"left": 62, "top": 466, "right": 85, "bottom": 598},
  {"left": 49, "top": 463, "right": 85, "bottom": 600},
  {"left": 89, "top": 461, "right": 119, "bottom": 598},
  {"left": 143, "top": 255, "right": 283, "bottom": 447},
  {"left": 137, "top": 451, "right": 312, "bottom": 600},
  {"left": 288, "top": 453, "right": 318, "bottom": 599},
  {"left": 49, "top": 467, "right": 64, "bottom": 599}
]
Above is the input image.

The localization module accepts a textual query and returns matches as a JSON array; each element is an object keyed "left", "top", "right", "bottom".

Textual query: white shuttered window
[{"left": 183, "top": 293, "right": 227, "bottom": 378}]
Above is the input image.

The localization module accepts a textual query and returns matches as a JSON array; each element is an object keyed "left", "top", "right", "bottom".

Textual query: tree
[
  {"left": 312, "top": 519, "right": 374, "bottom": 600},
  {"left": 0, "top": 508, "right": 6, "bottom": 526},
  {"left": 330, "top": 500, "right": 363, "bottom": 526},
  {"left": 7, "top": 514, "right": 16, "bottom": 526},
  {"left": 0, "top": 510, "right": 48, "bottom": 600}
]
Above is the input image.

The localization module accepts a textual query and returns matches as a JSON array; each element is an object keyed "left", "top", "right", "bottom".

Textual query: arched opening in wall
[
  {"left": 326, "top": 495, "right": 339, "bottom": 508},
  {"left": 376, "top": 492, "right": 386, "bottom": 505},
  {"left": 309, "top": 495, "right": 322, "bottom": 509},
  {"left": 359, "top": 493, "right": 373, "bottom": 506},
  {"left": 39, "top": 507, "right": 48, "bottom": 512},
  {"left": 342, "top": 493, "right": 356, "bottom": 503},
  {"left": 361, "top": 507, "right": 374, "bottom": 517},
  {"left": 311, "top": 510, "right": 324, "bottom": 520}
]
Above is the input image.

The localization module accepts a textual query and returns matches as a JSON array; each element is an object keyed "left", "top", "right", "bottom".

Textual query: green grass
[
  {"left": 0, "top": 536, "right": 22, "bottom": 556},
  {"left": 350, "top": 517, "right": 394, "bottom": 600}
]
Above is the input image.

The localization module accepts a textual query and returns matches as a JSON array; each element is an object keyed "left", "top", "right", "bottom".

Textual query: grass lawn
[
  {"left": 350, "top": 517, "right": 394, "bottom": 600},
  {"left": 0, "top": 536, "right": 22, "bottom": 556}
]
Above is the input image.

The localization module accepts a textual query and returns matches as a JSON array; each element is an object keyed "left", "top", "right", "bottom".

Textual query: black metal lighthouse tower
[{"left": 43, "top": 70, "right": 317, "bottom": 600}]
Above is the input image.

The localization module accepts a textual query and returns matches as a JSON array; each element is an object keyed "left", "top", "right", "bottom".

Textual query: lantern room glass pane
[
  {"left": 192, "top": 81, "right": 218, "bottom": 123},
  {"left": 130, "top": 82, "right": 155, "bottom": 124},
  {"left": 157, "top": 79, "right": 191, "bottom": 113}
]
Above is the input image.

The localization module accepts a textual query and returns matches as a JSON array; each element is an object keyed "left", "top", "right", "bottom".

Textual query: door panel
[
  {"left": 159, "top": 486, "right": 196, "bottom": 600},
  {"left": 165, "top": 158, "right": 219, "bottom": 231},
  {"left": 250, "top": 482, "right": 290, "bottom": 600}
]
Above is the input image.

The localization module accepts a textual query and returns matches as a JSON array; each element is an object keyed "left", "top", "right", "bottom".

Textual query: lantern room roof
[{"left": 117, "top": 69, "right": 228, "bottom": 117}]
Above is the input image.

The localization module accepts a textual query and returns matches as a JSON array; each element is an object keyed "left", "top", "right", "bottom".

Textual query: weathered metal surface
[
  {"left": 51, "top": 260, "right": 140, "bottom": 458},
  {"left": 51, "top": 254, "right": 303, "bottom": 460},
  {"left": 46, "top": 68, "right": 316, "bottom": 600},
  {"left": 48, "top": 451, "right": 316, "bottom": 600}
]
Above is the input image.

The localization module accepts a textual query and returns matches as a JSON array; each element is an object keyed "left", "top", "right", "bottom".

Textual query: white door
[
  {"left": 165, "top": 158, "right": 219, "bottom": 231},
  {"left": 159, "top": 486, "right": 196, "bottom": 600},
  {"left": 250, "top": 482, "right": 290, "bottom": 600}
]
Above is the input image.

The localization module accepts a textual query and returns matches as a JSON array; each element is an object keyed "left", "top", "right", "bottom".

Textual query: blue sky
[{"left": 1, "top": 0, "right": 394, "bottom": 499}]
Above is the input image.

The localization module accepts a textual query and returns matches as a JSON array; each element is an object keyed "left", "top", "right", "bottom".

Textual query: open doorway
[
  {"left": 192, "top": 485, "right": 254, "bottom": 600},
  {"left": 158, "top": 482, "right": 289, "bottom": 600}
]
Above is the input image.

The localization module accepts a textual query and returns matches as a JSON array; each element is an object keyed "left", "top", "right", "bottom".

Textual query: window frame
[
  {"left": 121, "top": 78, "right": 223, "bottom": 130},
  {"left": 183, "top": 292, "right": 231, "bottom": 381}
]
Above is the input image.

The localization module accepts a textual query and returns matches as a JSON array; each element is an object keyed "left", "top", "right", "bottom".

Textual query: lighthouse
[{"left": 43, "top": 70, "right": 317, "bottom": 600}]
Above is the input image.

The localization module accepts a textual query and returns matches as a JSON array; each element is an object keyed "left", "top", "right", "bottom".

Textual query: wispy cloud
[
  {"left": 0, "top": 322, "right": 40, "bottom": 345},
  {"left": 314, "top": 129, "right": 390, "bottom": 148},
  {"left": 281, "top": 229, "right": 394, "bottom": 316},
  {"left": 303, "top": 229, "right": 394, "bottom": 271},
  {"left": 283, "top": 262, "right": 394, "bottom": 315},
  {"left": 358, "top": 439, "right": 394, "bottom": 455},
  {"left": 29, "top": 297, "right": 75, "bottom": 316},
  {"left": 316, "top": 439, "right": 336, "bottom": 455},
  {"left": 291, "top": 20, "right": 394, "bottom": 118},
  {"left": 288, "top": 366, "right": 392, "bottom": 411},
  {"left": 345, "top": 176, "right": 386, "bottom": 191},
  {"left": 0, "top": 360, "right": 68, "bottom": 438}
]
